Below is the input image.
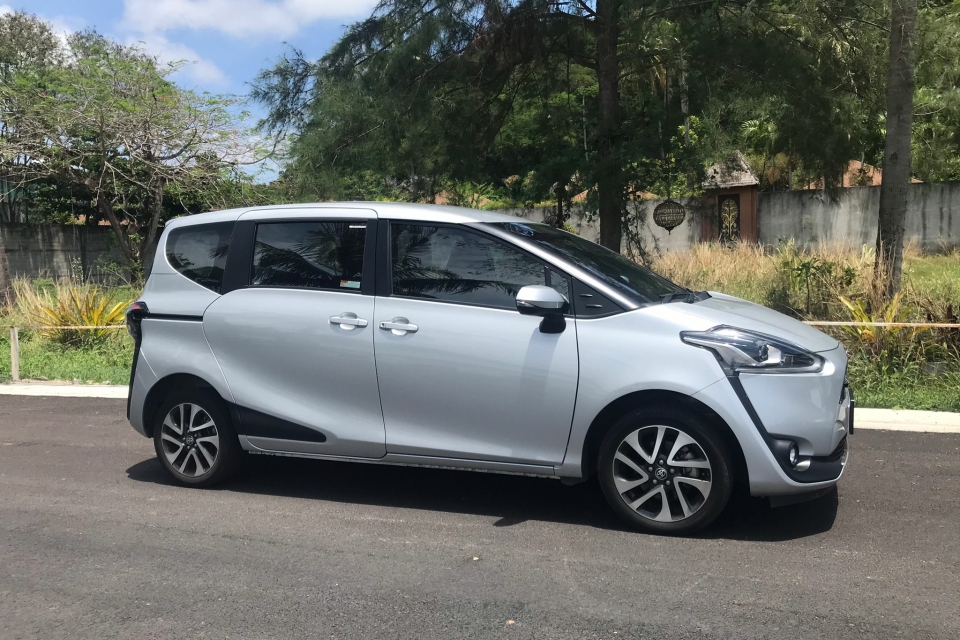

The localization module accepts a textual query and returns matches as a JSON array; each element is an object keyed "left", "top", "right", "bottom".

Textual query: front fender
[{"left": 557, "top": 307, "right": 726, "bottom": 477}]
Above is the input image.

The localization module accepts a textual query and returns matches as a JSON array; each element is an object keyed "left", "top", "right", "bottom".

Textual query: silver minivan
[{"left": 126, "top": 203, "right": 852, "bottom": 534}]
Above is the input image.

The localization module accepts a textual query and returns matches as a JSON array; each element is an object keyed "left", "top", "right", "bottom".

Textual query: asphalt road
[{"left": 1, "top": 397, "right": 958, "bottom": 640}]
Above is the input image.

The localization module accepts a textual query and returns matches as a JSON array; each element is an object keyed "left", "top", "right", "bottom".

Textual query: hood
[{"left": 670, "top": 292, "right": 840, "bottom": 353}]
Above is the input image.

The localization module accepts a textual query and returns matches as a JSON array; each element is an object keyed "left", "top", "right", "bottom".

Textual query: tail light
[{"left": 125, "top": 301, "right": 149, "bottom": 341}]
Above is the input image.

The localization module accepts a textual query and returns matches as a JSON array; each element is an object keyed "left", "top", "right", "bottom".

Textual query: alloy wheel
[
  {"left": 159, "top": 403, "right": 220, "bottom": 478},
  {"left": 611, "top": 425, "right": 713, "bottom": 523}
]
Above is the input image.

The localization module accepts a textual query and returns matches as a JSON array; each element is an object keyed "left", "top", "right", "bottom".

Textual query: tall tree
[
  {"left": 0, "top": 19, "right": 268, "bottom": 270},
  {"left": 876, "top": 0, "right": 918, "bottom": 296},
  {"left": 912, "top": 1, "right": 960, "bottom": 182},
  {"left": 253, "top": 1, "right": 639, "bottom": 249},
  {"left": 254, "top": 1, "right": 893, "bottom": 252},
  {"left": 0, "top": 10, "right": 61, "bottom": 304},
  {"left": 594, "top": 0, "right": 622, "bottom": 249}
]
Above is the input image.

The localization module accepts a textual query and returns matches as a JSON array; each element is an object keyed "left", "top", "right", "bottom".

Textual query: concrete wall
[
  {"left": 501, "top": 196, "right": 706, "bottom": 256},
  {"left": 0, "top": 224, "right": 125, "bottom": 282},
  {"left": 758, "top": 181, "right": 960, "bottom": 251},
  {"left": 503, "top": 181, "right": 960, "bottom": 254}
]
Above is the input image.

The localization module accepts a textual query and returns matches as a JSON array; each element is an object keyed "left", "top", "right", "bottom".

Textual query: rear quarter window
[{"left": 165, "top": 222, "right": 235, "bottom": 293}]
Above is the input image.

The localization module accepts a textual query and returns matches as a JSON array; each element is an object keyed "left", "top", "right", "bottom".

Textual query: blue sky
[{"left": 11, "top": 0, "right": 377, "bottom": 96}]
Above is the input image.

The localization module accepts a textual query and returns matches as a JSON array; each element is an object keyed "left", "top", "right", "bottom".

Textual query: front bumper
[
  {"left": 732, "top": 376, "right": 851, "bottom": 484},
  {"left": 739, "top": 345, "right": 850, "bottom": 457},
  {"left": 693, "top": 346, "right": 851, "bottom": 497}
]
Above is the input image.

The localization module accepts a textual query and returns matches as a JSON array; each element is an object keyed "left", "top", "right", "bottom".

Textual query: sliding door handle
[
  {"left": 329, "top": 313, "right": 368, "bottom": 330},
  {"left": 379, "top": 318, "right": 419, "bottom": 335}
]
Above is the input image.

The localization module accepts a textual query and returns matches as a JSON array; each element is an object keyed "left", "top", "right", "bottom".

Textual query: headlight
[{"left": 680, "top": 326, "right": 824, "bottom": 375}]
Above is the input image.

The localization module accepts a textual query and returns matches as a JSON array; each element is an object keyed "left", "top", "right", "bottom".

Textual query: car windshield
[{"left": 489, "top": 222, "right": 686, "bottom": 303}]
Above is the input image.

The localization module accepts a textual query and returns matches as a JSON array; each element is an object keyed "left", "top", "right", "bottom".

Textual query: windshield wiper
[{"left": 659, "top": 290, "right": 711, "bottom": 304}]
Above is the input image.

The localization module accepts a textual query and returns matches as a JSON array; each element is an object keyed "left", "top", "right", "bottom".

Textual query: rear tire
[
  {"left": 153, "top": 388, "right": 242, "bottom": 487},
  {"left": 597, "top": 406, "right": 733, "bottom": 535}
]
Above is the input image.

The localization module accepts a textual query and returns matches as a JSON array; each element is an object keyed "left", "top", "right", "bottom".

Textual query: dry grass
[
  {"left": 651, "top": 242, "right": 779, "bottom": 307},
  {"left": 649, "top": 241, "right": 959, "bottom": 323}
]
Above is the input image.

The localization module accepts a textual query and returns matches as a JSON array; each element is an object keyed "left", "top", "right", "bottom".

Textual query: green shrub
[{"left": 12, "top": 280, "right": 132, "bottom": 346}]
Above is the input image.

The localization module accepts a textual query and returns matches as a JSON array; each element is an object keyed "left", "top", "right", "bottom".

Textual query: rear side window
[
  {"left": 252, "top": 221, "right": 366, "bottom": 290},
  {"left": 165, "top": 222, "right": 234, "bottom": 293}
]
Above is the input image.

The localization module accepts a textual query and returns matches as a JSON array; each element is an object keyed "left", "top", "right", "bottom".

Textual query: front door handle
[
  {"left": 329, "top": 313, "right": 368, "bottom": 331},
  {"left": 379, "top": 318, "right": 419, "bottom": 335}
]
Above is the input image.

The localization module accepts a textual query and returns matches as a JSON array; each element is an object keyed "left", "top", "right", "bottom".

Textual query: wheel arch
[
  {"left": 580, "top": 389, "right": 749, "bottom": 485},
  {"left": 141, "top": 373, "right": 228, "bottom": 438}
]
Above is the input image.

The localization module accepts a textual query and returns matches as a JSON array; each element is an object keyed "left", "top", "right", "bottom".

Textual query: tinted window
[
  {"left": 166, "top": 222, "right": 234, "bottom": 293},
  {"left": 391, "top": 224, "right": 568, "bottom": 309},
  {"left": 252, "top": 221, "right": 366, "bottom": 290},
  {"left": 546, "top": 266, "right": 570, "bottom": 301},
  {"left": 491, "top": 222, "right": 684, "bottom": 303}
]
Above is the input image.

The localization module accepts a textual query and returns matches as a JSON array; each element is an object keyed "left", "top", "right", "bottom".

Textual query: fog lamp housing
[{"left": 788, "top": 442, "right": 800, "bottom": 467}]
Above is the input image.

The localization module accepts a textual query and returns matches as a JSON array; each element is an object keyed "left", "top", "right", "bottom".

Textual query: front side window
[
  {"left": 491, "top": 222, "right": 684, "bottom": 303},
  {"left": 252, "top": 221, "right": 366, "bottom": 290},
  {"left": 391, "top": 224, "right": 567, "bottom": 309},
  {"left": 166, "top": 222, "right": 234, "bottom": 293}
]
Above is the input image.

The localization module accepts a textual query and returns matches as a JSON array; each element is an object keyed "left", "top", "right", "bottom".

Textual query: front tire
[
  {"left": 598, "top": 406, "right": 733, "bottom": 535},
  {"left": 153, "top": 388, "right": 242, "bottom": 487}
]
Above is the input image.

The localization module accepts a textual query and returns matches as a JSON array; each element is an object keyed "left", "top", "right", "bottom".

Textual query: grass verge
[
  {"left": 0, "top": 333, "right": 133, "bottom": 385},
  {"left": 847, "top": 370, "right": 960, "bottom": 411}
]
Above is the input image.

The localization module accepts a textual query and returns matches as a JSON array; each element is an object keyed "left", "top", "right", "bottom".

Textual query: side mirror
[{"left": 516, "top": 285, "right": 569, "bottom": 334}]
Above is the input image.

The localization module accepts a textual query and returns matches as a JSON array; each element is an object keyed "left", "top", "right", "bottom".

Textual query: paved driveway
[{"left": 1, "top": 397, "right": 958, "bottom": 639}]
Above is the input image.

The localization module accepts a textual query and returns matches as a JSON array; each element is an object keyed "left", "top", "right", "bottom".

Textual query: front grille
[{"left": 825, "top": 437, "right": 847, "bottom": 462}]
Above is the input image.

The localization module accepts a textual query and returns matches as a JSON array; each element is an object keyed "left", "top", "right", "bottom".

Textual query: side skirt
[{"left": 238, "top": 435, "right": 559, "bottom": 479}]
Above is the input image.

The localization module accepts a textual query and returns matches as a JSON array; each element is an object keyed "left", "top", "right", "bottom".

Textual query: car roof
[{"left": 163, "top": 202, "right": 530, "bottom": 230}]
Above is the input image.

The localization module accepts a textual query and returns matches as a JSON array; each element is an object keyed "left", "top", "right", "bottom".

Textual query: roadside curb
[
  {"left": 1, "top": 384, "right": 959, "bottom": 433},
  {"left": 0, "top": 384, "right": 128, "bottom": 399},
  {"left": 855, "top": 408, "right": 960, "bottom": 434}
]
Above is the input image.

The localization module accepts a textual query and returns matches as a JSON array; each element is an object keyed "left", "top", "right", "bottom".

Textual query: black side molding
[
  {"left": 233, "top": 405, "right": 328, "bottom": 443},
  {"left": 145, "top": 313, "right": 204, "bottom": 322}
]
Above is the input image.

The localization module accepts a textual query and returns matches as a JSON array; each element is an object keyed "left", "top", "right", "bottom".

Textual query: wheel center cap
[
  {"left": 654, "top": 467, "right": 668, "bottom": 481},
  {"left": 184, "top": 435, "right": 195, "bottom": 446}
]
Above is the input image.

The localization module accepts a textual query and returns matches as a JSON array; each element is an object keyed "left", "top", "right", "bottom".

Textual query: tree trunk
[
  {"left": 554, "top": 183, "right": 565, "bottom": 229},
  {"left": 876, "top": 0, "right": 917, "bottom": 298},
  {"left": 139, "top": 183, "right": 166, "bottom": 279},
  {"left": 96, "top": 192, "right": 136, "bottom": 266},
  {"left": 0, "top": 225, "right": 13, "bottom": 307},
  {"left": 595, "top": 0, "right": 622, "bottom": 251},
  {"left": 787, "top": 139, "right": 793, "bottom": 190},
  {"left": 681, "top": 57, "right": 693, "bottom": 193}
]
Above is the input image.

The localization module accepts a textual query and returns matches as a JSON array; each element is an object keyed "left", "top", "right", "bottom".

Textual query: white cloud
[
  {"left": 128, "top": 33, "right": 228, "bottom": 86},
  {"left": 46, "top": 14, "right": 86, "bottom": 48},
  {"left": 121, "top": 0, "right": 377, "bottom": 39}
]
